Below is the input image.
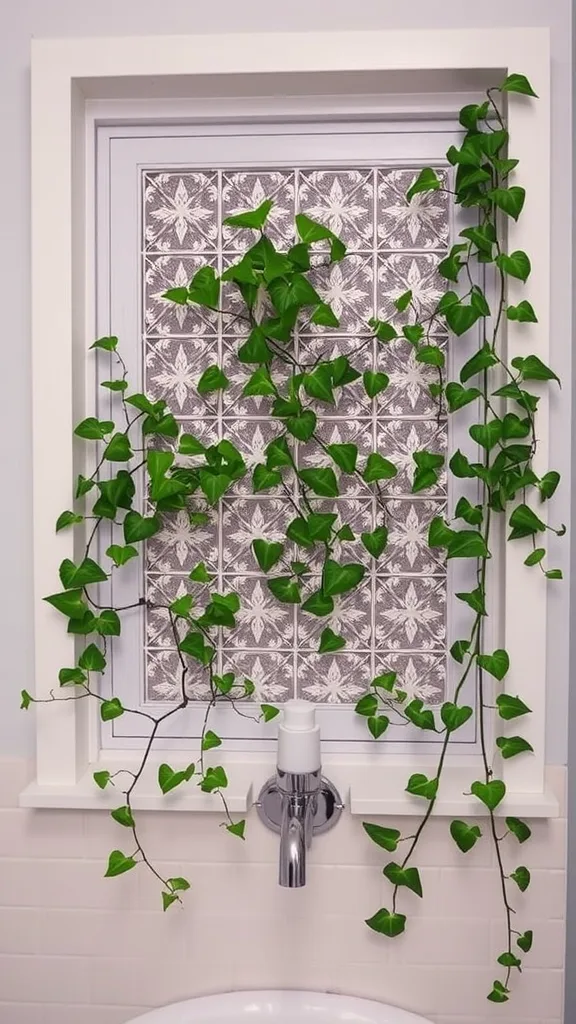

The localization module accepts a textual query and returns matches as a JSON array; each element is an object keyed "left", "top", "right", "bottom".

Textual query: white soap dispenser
[{"left": 277, "top": 698, "right": 321, "bottom": 774}]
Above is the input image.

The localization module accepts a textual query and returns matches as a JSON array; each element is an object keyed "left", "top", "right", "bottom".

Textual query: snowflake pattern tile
[
  {"left": 141, "top": 161, "right": 452, "bottom": 709},
  {"left": 375, "top": 576, "right": 446, "bottom": 651},
  {"left": 298, "top": 652, "right": 371, "bottom": 703},
  {"left": 377, "top": 169, "right": 450, "bottom": 251},
  {"left": 144, "top": 255, "right": 218, "bottom": 336},
  {"left": 222, "top": 171, "right": 295, "bottom": 251},
  {"left": 298, "top": 169, "right": 374, "bottom": 250},
  {"left": 144, "top": 172, "right": 219, "bottom": 253}
]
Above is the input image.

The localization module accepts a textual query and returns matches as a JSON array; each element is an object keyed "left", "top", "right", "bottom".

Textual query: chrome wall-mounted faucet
[{"left": 257, "top": 700, "right": 343, "bottom": 888}]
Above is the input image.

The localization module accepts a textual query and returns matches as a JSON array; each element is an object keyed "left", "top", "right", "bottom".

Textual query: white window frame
[{"left": 22, "top": 27, "right": 558, "bottom": 818}]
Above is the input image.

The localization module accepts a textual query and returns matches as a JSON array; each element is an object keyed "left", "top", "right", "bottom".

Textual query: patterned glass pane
[{"left": 143, "top": 167, "right": 450, "bottom": 707}]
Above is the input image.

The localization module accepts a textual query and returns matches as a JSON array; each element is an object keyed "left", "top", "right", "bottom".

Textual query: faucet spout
[{"left": 277, "top": 770, "right": 320, "bottom": 888}]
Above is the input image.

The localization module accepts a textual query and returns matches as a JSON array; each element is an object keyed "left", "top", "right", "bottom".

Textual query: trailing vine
[{"left": 22, "top": 71, "right": 562, "bottom": 1002}]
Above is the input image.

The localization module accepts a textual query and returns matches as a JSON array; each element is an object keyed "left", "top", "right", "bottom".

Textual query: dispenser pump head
[{"left": 277, "top": 699, "right": 321, "bottom": 774}]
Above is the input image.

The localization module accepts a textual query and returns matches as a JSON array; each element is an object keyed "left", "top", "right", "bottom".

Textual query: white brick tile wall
[{"left": 0, "top": 760, "right": 565, "bottom": 1024}]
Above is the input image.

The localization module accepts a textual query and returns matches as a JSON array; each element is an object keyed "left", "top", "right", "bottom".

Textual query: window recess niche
[{"left": 22, "top": 28, "right": 558, "bottom": 817}]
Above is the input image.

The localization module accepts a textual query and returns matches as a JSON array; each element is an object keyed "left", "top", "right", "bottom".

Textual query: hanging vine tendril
[{"left": 22, "top": 71, "right": 562, "bottom": 1002}]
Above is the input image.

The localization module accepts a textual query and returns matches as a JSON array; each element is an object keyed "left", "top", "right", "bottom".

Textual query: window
[
  {"left": 96, "top": 119, "right": 484, "bottom": 751},
  {"left": 23, "top": 30, "right": 554, "bottom": 813}
]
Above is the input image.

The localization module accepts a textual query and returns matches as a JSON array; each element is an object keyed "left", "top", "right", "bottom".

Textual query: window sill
[{"left": 19, "top": 759, "right": 560, "bottom": 818}]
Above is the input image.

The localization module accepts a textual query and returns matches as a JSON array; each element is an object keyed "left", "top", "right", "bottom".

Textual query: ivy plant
[{"left": 22, "top": 71, "right": 561, "bottom": 1003}]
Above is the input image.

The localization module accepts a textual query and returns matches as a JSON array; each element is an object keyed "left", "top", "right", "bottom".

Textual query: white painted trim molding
[{"left": 24, "top": 27, "right": 557, "bottom": 816}]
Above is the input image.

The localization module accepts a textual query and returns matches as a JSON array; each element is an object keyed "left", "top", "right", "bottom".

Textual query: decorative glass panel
[{"left": 141, "top": 166, "right": 450, "bottom": 709}]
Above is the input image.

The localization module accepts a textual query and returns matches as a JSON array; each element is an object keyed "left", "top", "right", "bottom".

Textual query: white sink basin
[{"left": 125, "top": 991, "right": 433, "bottom": 1024}]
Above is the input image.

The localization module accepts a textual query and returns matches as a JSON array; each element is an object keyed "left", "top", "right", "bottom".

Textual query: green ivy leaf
[
  {"left": 512, "top": 353, "right": 560, "bottom": 384},
  {"left": 412, "top": 450, "right": 444, "bottom": 493},
  {"left": 496, "top": 735, "right": 534, "bottom": 759},
  {"left": 454, "top": 497, "right": 483, "bottom": 526},
  {"left": 307, "top": 513, "right": 338, "bottom": 541},
  {"left": 508, "top": 503, "right": 546, "bottom": 540},
  {"left": 496, "top": 694, "right": 531, "bottom": 720},
  {"left": 524, "top": 547, "right": 546, "bottom": 566},
  {"left": 169, "top": 595, "right": 194, "bottom": 618},
  {"left": 286, "top": 409, "right": 317, "bottom": 442},
  {"left": 507, "top": 300, "right": 538, "bottom": 322},
  {"left": 361, "top": 526, "right": 388, "bottom": 559},
  {"left": 224, "top": 199, "right": 273, "bottom": 230},
  {"left": 44, "top": 589, "right": 88, "bottom": 620},
  {"left": 441, "top": 703, "right": 473, "bottom": 731},
  {"left": 93, "top": 770, "right": 111, "bottom": 790},
  {"left": 326, "top": 443, "right": 358, "bottom": 474},
  {"left": 406, "top": 167, "right": 441, "bottom": 203},
  {"left": 200, "top": 766, "right": 228, "bottom": 793},
  {"left": 252, "top": 465, "right": 281, "bottom": 493},
  {"left": 446, "top": 530, "right": 489, "bottom": 559},
  {"left": 450, "top": 819, "right": 482, "bottom": 853},
  {"left": 444, "top": 299, "right": 481, "bottom": 337},
  {"left": 197, "top": 365, "right": 229, "bottom": 394},
  {"left": 299, "top": 467, "right": 339, "bottom": 497},
  {"left": 394, "top": 289, "right": 413, "bottom": 312},
  {"left": 450, "top": 639, "right": 471, "bottom": 664},
  {"left": 202, "top": 730, "right": 222, "bottom": 752},
  {"left": 455, "top": 587, "right": 486, "bottom": 616},
  {"left": 100, "top": 698, "right": 124, "bottom": 722},
  {"left": 265, "top": 436, "right": 293, "bottom": 470},
  {"left": 318, "top": 627, "right": 346, "bottom": 654},
  {"left": 487, "top": 980, "right": 509, "bottom": 1004},
  {"left": 304, "top": 365, "right": 335, "bottom": 404},
  {"left": 286, "top": 517, "right": 313, "bottom": 548},
  {"left": 469, "top": 419, "right": 503, "bottom": 451},
  {"left": 242, "top": 367, "right": 276, "bottom": 397},
  {"left": 355, "top": 693, "right": 378, "bottom": 717},
  {"left": 416, "top": 345, "right": 445, "bottom": 368},
  {"left": 488, "top": 186, "right": 525, "bottom": 220},
  {"left": 123, "top": 511, "right": 161, "bottom": 543},
  {"left": 363, "top": 371, "right": 390, "bottom": 398},
  {"left": 383, "top": 862, "right": 423, "bottom": 898},
  {"left": 337, "top": 524, "right": 355, "bottom": 542},
  {"left": 252, "top": 539, "right": 284, "bottom": 573},
  {"left": 110, "top": 805, "right": 134, "bottom": 828},
  {"left": 56, "top": 510, "right": 83, "bottom": 533},
  {"left": 311, "top": 302, "right": 340, "bottom": 328},
  {"left": 295, "top": 212, "right": 345, "bottom": 262},
  {"left": 477, "top": 649, "right": 510, "bottom": 680},
  {"left": 449, "top": 449, "right": 476, "bottom": 478},
  {"left": 496, "top": 250, "right": 531, "bottom": 282},
  {"left": 161, "top": 892, "right": 179, "bottom": 911},
  {"left": 322, "top": 559, "right": 365, "bottom": 597},
  {"left": 363, "top": 823, "right": 401, "bottom": 852},
  {"left": 237, "top": 327, "right": 273, "bottom": 364},
  {"left": 403, "top": 324, "right": 424, "bottom": 344},
  {"left": 260, "top": 703, "right": 281, "bottom": 723},
  {"left": 538, "top": 471, "right": 560, "bottom": 501},
  {"left": 363, "top": 453, "right": 397, "bottom": 483},
  {"left": 76, "top": 475, "right": 96, "bottom": 498},
  {"left": 369, "top": 318, "right": 398, "bottom": 343},
  {"left": 178, "top": 433, "right": 207, "bottom": 456},
  {"left": 178, "top": 631, "right": 214, "bottom": 665},
  {"left": 226, "top": 819, "right": 247, "bottom": 839},
  {"left": 406, "top": 773, "right": 438, "bottom": 801},
  {"left": 158, "top": 762, "right": 195, "bottom": 794},
  {"left": 106, "top": 544, "right": 138, "bottom": 567},
  {"left": 460, "top": 344, "right": 498, "bottom": 384},
  {"left": 470, "top": 779, "right": 506, "bottom": 810},
  {"left": 189, "top": 562, "right": 214, "bottom": 583},
  {"left": 517, "top": 930, "right": 533, "bottom": 952},
  {"left": 405, "top": 699, "right": 436, "bottom": 731},
  {"left": 301, "top": 590, "right": 334, "bottom": 617},
  {"left": 103, "top": 433, "right": 133, "bottom": 462},
  {"left": 20, "top": 689, "right": 33, "bottom": 710},
  {"left": 74, "top": 417, "right": 114, "bottom": 441},
  {"left": 428, "top": 516, "right": 454, "bottom": 548},
  {"left": 213, "top": 673, "right": 235, "bottom": 695},
  {"left": 367, "top": 715, "right": 389, "bottom": 739},
  {"left": 365, "top": 909, "right": 406, "bottom": 938},
  {"left": 497, "top": 951, "right": 522, "bottom": 969},
  {"left": 78, "top": 643, "right": 106, "bottom": 672},
  {"left": 500, "top": 73, "right": 538, "bottom": 97},
  {"left": 59, "top": 667, "right": 87, "bottom": 685},
  {"left": 267, "top": 577, "right": 301, "bottom": 604},
  {"left": 510, "top": 865, "right": 531, "bottom": 892},
  {"left": 104, "top": 850, "right": 137, "bottom": 877},
  {"left": 199, "top": 470, "right": 232, "bottom": 505},
  {"left": 59, "top": 557, "right": 108, "bottom": 590},
  {"left": 91, "top": 335, "right": 118, "bottom": 352}
]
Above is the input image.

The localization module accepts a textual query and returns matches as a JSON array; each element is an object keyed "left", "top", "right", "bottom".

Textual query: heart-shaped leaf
[
  {"left": 252, "top": 465, "right": 282, "bottom": 493},
  {"left": 299, "top": 467, "right": 339, "bottom": 497},
  {"left": 226, "top": 819, "right": 247, "bottom": 839},
  {"left": 93, "top": 771, "right": 111, "bottom": 790},
  {"left": 202, "top": 730, "right": 222, "bottom": 752},
  {"left": 361, "top": 527, "right": 388, "bottom": 559},
  {"left": 496, "top": 735, "right": 534, "bottom": 759},
  {"left": 363, "top": 453, "right": 397, "bottom": 483},
  {"left": 510, "top": 865, "right": 531, "bottom": 892},
  {"left": 267, "top": 577, "right": 301, "bottom": 604},
  {"left": 367, "top": 715, "right": 389, "bottom": 739},
  {"left": 286, "top": 410, "right": 318, "bottom": 441},
  {"left": 59, "top": 558, "right": 108, "bottom": 590},
  {"left": 496, "top": 694, "right": 531, "bottom": 720},
  {"left": 500, "top": 72, "right": 538, "bottom": 97},
  {"left": 197, "top": 364, "right": 229, "bottom": 394},
  {"left": 383, "top": 862, "right": 423, "bottom": 898},
  {"left": 517, "top": 930, "right": 533, "bottom": 953},
  {"left": 470, "top": 779, "right": 506, "bottom": 811},
  {"left": 506, "top": 817, "right": 532, "bottom": 844},
  {"left": 450, "top": 819, "right": 482, "bottom": 853},
  {"left": 224, "top": 199, "right": 273, "bottom": 230},
  {"left": 355, "top": 693, "right": 378, "bottom": 717},
  {"left": 301, "top": 590, "right": 334, "bottom": 617},
  {"left": 78, "top": 643, "right": 106, "bottom": 672},
  {"left": 477, "top": 649, "right": 510, "bottom": 681},
  {"left": 365, "top": 908, "right": 406, "bottom": 937},
  {"left": 110, "top": 805, "right": 134, "bottom": 828},
  {"left": 445, "top": 382, "right": 481, "bottom": 412},
  {"left": 104, "top": 850, "right": 137, "bottom": 877},
  {"left": 123, "top": 512, "right": 161, "bottom": 543},
  {"left": 322, "top": 559, "right": 365, "bottom": 597},
  {"left": 363, "top": 823, "right": 401, "bottom": 852},
  {"left": 158, "top": 762, "right": 195, "bottom": 794},
  {"left": 326, "top": 443, "right": 358, "bottom": 474},
  {"left": 260, "top": 704, "right": 280, "bottom": 723},
  {"left": 496, "top": 250, "right": 531, "bottom": 282},
  {"left": 487, "top": 980, "right": 509, "bottom": 1004},
  {"left": 100, "top": 698, "right": 124, "bottom": 722},
  {"left": 363, "top": 371, "right": 389, "bottom": 398},
  {"left": 406, "top": 773, "right": 438, "bottom": 801},
  {"left": 441, "top": 703, "right": 473, "bottom": 731},
  {"left": 106, "top": 544, "right": 138, "bottom": 567},
  {"left": 318, "top": 627, "right": 346, "bottom": 654},
  {"left": 252, "top": 539, "right": 284, "bottom": 573}
]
